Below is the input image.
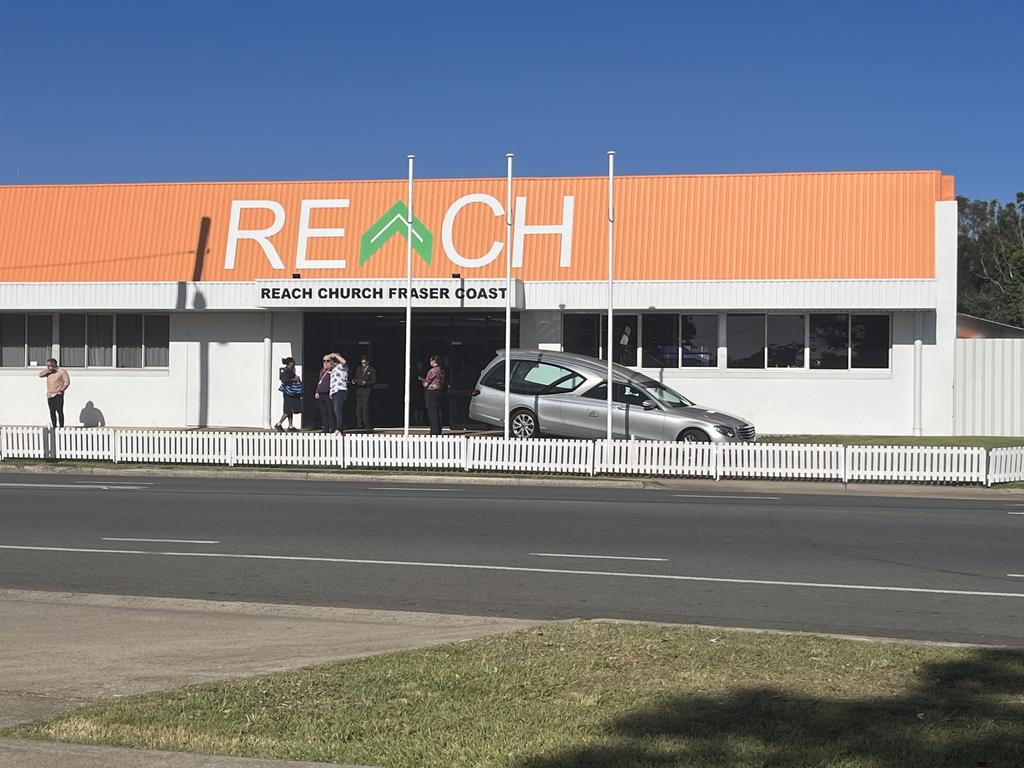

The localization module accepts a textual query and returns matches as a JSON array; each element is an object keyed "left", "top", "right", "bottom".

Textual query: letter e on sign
[{"left": 296, "top": 199, "right": 350, "bottom": 270}]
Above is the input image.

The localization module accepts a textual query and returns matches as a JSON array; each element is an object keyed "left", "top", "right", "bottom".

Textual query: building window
[
  {"left": 852, "top": 315, "right": 890, "bottom": 368},
  {"left": 1, "top": 314, "right": 26, "bottom": 367},
  {"left": 144, "top": 315, "right": 170, "bottom": 367},
  {"left": 641, "top": 314, "right": 679, "bottom": 368},
  {"left": 60, "top": 315, "right": 86, "bottom": 368},
  {"left": 87, "top": 314, "right": 114, "bottom": 367},
  {"left": 562, "top": 314, "right": 600, "bottom": 359},
  {"left": 809, "top": 314, "right": 849, "bottom": 369},
  {"left": 116, "top": 315, "right": 143, "bottom": 368},
  {"left": 767, "top": 314, "right": 805, "bottom": 368},
  {"left": 27, "top": 315, "right": 52, "bottom": 367},
  {"left": 681, "top": 314, "right": 718, "bottom": 367},
  {"left": 601, "top": 314, "right": 638, "bottom": 366},
  {"left": 727, "top": 314, "right": 766, "bottom": 369}
]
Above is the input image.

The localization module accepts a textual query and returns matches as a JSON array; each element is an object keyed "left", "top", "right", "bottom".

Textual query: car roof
[{"left": 489, "top": 348, "right": 648, "bottom": 382}]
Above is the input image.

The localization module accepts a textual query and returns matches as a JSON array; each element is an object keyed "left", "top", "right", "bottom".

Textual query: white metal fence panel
[
  {"left": 596, "top": 440, "right": 715, "bottom": 477},
  {"left": 847, "top": 445, "right": 986, "bottom": 484},
  {"left": 988, "top": 447, "right": 1024, "bottom": 485},
  {"left": 955, "top": 338, "right": 1024, "bottom": 437},
  {"left": 720, "top": 443, "right": 845, "bottom": 480},
  {"left": 55, "top": 428, "right": 115, "bottom": 461},
  {"left": 468, "top": 437, "right": 593, "bottom": 474},
  {"left": 0, "top": 426, "right": 48, "bottom": 459},
  {"left": 116, "top": 430, "right": 233, "bottom": 465},
  {"left": 346, "top": 435, "right": 465, "bottom": 469},
  {"left": 234, "top": 432, "right": 342, "bottom": 467}
]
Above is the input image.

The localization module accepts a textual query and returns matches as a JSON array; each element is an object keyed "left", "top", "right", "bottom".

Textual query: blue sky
[{"left": 1, "top": 1, "right": 1020, "bottom": 200}]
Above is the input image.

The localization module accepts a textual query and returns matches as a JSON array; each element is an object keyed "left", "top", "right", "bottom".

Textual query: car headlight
[{"left": 714, "top": 425, "right": 735, "bottom": 437}]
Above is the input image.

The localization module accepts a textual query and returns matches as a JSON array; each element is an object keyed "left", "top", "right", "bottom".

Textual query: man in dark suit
[{"left": 352, "top": 355, "right": 377, "bottom": 431}]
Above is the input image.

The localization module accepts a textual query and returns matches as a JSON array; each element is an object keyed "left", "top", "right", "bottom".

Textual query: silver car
[{"left": 469, "top": 350, "right": 755, "bottom": 442}]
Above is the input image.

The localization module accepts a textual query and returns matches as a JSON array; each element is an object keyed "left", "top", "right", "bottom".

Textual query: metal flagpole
[
  {"left": 403, "top": 154, "right": 414, "bottom": 437},
  {"left": 503, "top": 153, "right": 514, "bottom": 439},
  {"left": 606, "top": 150, "right": 615, "bottom": 454}
]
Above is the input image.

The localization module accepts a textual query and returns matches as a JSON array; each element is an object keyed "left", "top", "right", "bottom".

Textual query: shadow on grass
[{"left": 514, "top": 648, "right": 1024, "bottom": 768}]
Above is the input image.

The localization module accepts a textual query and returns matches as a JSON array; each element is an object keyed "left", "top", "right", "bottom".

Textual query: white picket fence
[
  {"left": 988, "top": 447, "right": 1024, "bottom": 485},
  {"left": 0, "top": 426, "right": 1021, "bottom": 486}
]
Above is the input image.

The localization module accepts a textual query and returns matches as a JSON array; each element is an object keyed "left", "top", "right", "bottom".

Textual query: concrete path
[{"left": 0, "top": 589, "right": 539, "bottom": 766}]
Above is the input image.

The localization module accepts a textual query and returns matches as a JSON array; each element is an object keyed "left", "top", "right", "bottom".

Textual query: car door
[
  {"left": 568, "top": 380, "right": 669, "bottom": 440},
  {"left": 510, "top": 361, "right": 587, "bottom": 437}
]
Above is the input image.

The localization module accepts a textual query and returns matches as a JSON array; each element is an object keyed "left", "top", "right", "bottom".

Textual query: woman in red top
[{"left": 419, "top": 354, "right": 445, "bottom": 435}]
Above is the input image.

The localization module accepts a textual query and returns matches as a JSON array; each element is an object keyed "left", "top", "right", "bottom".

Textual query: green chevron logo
[{"left": 359, "top": 201, "right": 433, "bottom": 266}]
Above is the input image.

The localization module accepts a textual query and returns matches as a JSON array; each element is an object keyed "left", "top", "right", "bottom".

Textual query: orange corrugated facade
[{"left": 0, "top": 171, "right": 952, "bottom": 283}]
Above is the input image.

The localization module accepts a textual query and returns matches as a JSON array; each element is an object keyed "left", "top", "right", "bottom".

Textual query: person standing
[
  {"left": 38, "top": 358, "right": 70, "bottom": 428},
  {"left": 314, "top": 354, "right": 335, "bottom": 433},
  {"left": 327, "top": 352, "right": 348, "bottom": 435},
  {"left": 274, "top": 357, "right": 302, "bottom": 432},
  {"left": 352, "top": 355, "right": 377, "bottom": 431},
  {"left": 419, "top": 354, "right": 445, "bottom": 435}
]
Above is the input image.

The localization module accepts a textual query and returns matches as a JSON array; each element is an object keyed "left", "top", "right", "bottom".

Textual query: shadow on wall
[
  {"left": 513, "top": 648, "right": 1024, "bottom": 768},
  {"left": 78, "top": 401, "right": 105, "bottom": 428},
  {"left": 176, "top": 215, "right": 211, "bottom": 426}
]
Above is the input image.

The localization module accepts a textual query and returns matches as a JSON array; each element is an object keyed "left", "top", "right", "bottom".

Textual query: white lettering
[
  {"left": 442, "top": 193, "right": 504, "bottom": 268},
  {"left": 513, "top": 195, "right": 574, "bottom": 268},
  {"left": 225, "top": 200, "right": 286, "bottom": 270},
  {"left": 295, "top": 199, "right": 349, "bottom": 270}
]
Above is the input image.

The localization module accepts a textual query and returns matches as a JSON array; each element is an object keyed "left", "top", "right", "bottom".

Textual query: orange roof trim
[{"left": 0, "top": 170, "right": 949, "bottom": 283}]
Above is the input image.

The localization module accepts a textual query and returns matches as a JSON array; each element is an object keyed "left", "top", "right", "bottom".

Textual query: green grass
[
  {"left": 7, "top": 622, "right": 1023, "bottom": 768},
  {"left": 762, "top": 434, "right": 1024, "bottom": 448}
]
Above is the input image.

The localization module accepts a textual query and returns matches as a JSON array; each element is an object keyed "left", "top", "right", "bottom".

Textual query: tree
[{"left": 957, "top": 193, "right": 1024, "bottom": 326}]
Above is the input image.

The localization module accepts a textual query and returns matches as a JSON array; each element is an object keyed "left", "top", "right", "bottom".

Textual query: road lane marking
[
  {"left": 77, "top": 481, "right": 155, "bottom": 486},
  {"left": 1009, "top": 574, "right": 1024, "bottom": 578},
  {"left": 368, "top": 487, "right": 461, "bottom": 492},
  {"left": 530, "top": 553, "right": 668, "bottom": 562},
  {"left": 2, "top": 544, "right": 1023, "bottom": 599},
  {"left": 1009, "top": 512, "right": 1024, "bottom": 515},
  {"left": 673, "top": 494, "right": 781, "bottom": 500},
  {"left": 0, "top": 482, "right": 148, "bottom": 491},
  {"left": 101, "top": 538, "right": 220, "bottom": 544}
]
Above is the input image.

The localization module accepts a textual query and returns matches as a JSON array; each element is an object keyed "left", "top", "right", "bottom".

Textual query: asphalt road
[{"left": 1, "top": 472, "right": 1022, "bottom": 646}]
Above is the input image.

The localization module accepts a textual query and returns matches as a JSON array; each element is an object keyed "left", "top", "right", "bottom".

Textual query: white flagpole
[
  {"left": 606, "top": 150, "right": 615, "bottom": 453},
  {"left": 403, "top": 154, "right": 414, "bottom": 437},
  {"left": 503, "top": 153, "right": 514, "bottom": 439}
]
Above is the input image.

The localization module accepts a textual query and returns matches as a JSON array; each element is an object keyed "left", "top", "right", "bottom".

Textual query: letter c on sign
[{"left": 442, "top": 194, "right": 504, "bottom": 268}]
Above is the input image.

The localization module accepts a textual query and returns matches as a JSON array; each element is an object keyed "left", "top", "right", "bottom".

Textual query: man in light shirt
[
  {"left": 38, "top": 358, "right": 70, "bottom": 428},
  {"left": 326, "top": 352, "right": 348, "bottom": 435}
]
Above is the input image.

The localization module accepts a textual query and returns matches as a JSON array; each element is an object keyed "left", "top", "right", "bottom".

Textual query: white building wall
[{"left": 0, "top": 311, "right": 302, "bottom": 429}]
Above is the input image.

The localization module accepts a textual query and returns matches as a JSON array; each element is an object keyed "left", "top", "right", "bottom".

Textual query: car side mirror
[{"left": 642, "top": 399, "right": 657, "bottom": 411}]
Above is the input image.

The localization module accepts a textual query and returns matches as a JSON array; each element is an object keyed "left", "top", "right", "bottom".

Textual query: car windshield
[{"left": 636, "top": 378, "right": 692, "bottom": 408}]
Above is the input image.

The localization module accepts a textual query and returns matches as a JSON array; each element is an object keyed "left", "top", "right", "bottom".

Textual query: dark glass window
[
  {"left": 767, "top": 315, "right": 805, "bottom": 368},
  {"left": 600, "top": 314, "right": 638, "bottom": 366},
  {"left": 852, "top": 315, "right": 890, "bottom": 368},
  {"left": 87, "top": 314, "right": 114, "bottom": 367},
  {"left": 582, "top": 381, "right": 648, "bottom": 406},
  {"left": 117, "top": 315, "right": 143, "bottom": 368},
  {"left": 144, "top": 315, "right": 170, "bottom": 367},
  {"left": 60, "top": 315, "right": 86, "bottom": 368},
  {"left": 810, "top": 314, "right": 849, "bottom": 369},
  {"left": 562, "top": 314, "right": 600, "bottom": 358},
  {"left": 681, "top": 314, "right": 718, "bottom": 367},
  {"left": 481, "top": 361, "right": 506, "bottom": 390},
  {"left": 641, "top": 314, "right": 678, "bottom": 367},
  {"left": 27, "top": 315, "right": 52, "bottom": 367},
  {"left": 727, "top": 314, "right": 765, "bottom": 369},
  {"left": 0, "top": 314, "right": 26, "bottom": 367},
  {"left": 509, "top": 362, "right": 585, "bottom": 395}
]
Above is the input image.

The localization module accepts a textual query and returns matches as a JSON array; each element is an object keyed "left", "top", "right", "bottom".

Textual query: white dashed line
[
  {"left": 102, "top": 538, "right": 220, "bottom": 544},
  {"left": 530, "top": 552, "right": 668, "bottom": 562}
]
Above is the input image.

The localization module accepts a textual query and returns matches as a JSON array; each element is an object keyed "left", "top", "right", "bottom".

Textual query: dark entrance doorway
[{"left": 303, "top": 312, "right": 519, "bottom": 429}]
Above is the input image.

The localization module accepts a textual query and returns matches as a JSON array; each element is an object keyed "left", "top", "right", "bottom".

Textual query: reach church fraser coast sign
[{"left": 254, "top": 279, "right": 523, "bottom": 308}]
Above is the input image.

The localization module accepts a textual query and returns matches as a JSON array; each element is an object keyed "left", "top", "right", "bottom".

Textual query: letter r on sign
[{"left": 225, "top": 200, "right": 286, "bottom": 270}]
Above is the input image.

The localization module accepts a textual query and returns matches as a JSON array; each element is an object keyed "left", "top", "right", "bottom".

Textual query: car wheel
[
  {"left": 678, "top": 428, "right": 711, "bottom": 443},
  {"left": 510, "top": 408, "right": 538, "bottom": 438}
]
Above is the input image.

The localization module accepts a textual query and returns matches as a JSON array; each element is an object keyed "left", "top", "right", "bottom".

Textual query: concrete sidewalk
[{"left": 0, "top": 589, "right": 540, "bottom": 766}]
